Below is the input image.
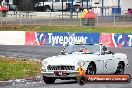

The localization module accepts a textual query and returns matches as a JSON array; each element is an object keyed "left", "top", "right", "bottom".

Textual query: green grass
[
  {"left": 0, "top": 57, "right": 41, "bottom": 81},
  {"left": 1, "top": 25, "right": 132, "bottom": 33}
]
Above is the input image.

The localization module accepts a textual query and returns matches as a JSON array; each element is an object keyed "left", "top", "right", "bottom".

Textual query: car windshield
[{"left": 65, "top": 44, "right": 100, "bottom": 54}]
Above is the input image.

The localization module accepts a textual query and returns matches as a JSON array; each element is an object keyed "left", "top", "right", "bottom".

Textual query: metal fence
[
  {"left": 0, "top": 11, "right": 132, "bottom": 27},
  {"left": 96, "top": 14, "right": 132, "bottom": 27}
]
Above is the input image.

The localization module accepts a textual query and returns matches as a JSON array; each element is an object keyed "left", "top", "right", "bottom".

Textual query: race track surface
[{"left": 0, "top": 45, "right": 132, "bottom": 88}]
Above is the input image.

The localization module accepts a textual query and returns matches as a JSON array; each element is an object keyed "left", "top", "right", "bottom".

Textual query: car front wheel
[
  {"left": 43, "top": 76, "right": 56, "bottom": 84},
  {"left": 77, "top": 76, "right": 86, "bottom": 85},
  {"left": 86, "top": 63, "right": 96, "bottom": 74}
]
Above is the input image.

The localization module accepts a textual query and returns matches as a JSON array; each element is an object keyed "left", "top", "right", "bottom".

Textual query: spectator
[{"left": 0, "top": 0, "right": 2, "bottom": 11}]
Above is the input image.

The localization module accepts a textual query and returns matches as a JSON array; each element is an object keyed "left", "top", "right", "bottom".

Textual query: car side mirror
[
  {"left": 107, "top": 51, "right": 114, "bottom": 55},
  {"left": 61, "top": 44, "right": 68, "bottom": 55}
]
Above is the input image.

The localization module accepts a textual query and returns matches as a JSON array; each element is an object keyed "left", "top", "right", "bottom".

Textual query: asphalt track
[{"left": 0, "top": 45, "right": 132, "bottom": 88}]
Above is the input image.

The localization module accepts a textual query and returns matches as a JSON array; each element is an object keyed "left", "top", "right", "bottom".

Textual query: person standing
[{"left": 0, "top": 0, "right": 2, "bottom": 11}]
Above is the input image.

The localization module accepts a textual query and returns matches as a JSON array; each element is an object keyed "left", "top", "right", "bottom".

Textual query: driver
[{"left": 79, "top": 48, "right": 89, "bottom": 52}]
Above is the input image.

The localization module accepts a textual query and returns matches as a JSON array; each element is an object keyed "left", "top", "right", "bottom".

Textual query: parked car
[
  {"left": 35, "top": 0, "right": 87, "bottom": 12},
  {"left": 128, "top": 8, "right": 132, "bottom": 15},
  {"left": 8, "top": 4, "right": 18, "bottom": 11},
  {"left": 41, "top": 43, "right": 129, "bottom": 84}
]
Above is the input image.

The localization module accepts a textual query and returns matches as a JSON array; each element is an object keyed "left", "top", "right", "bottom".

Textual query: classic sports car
[{"left": 41, "top": 43, "right": 129, "bottom": 84}]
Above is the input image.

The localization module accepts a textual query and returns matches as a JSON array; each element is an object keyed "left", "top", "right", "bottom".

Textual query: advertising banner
[
  {"left": 0, "top": 31, "right": 25, "bottom": 45},
  {"left": 112, "top": 33, "right": 132, "bottom": 47},
  {"left": 25, "top": 32, "right": 100, "bottom": 46},
  {"left": 25, "top": 32, "right": 132, "bottom": 47},
  {"left": 99, "top": 33, "right": 115, "bottom": 47}
]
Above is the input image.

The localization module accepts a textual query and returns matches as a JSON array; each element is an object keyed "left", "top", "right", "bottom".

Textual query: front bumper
[{"left": 41, "top": 70, "right": 79, "bottom": 77}]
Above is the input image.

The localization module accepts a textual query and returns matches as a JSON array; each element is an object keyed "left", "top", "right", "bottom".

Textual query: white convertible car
[{"left": 41, "top": 43, "right": 129, "bottom": 84}]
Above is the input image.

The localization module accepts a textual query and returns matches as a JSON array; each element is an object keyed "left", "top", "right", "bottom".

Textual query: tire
[
  {"left": 43, "top": 76, "right": 56, "bottom": 84},
  {"left": 74, "top": 6, "right": 80, "bottom": 12},
  {"left": 77, "top": 76, "right": 86, "bottom": 85},
  {"left": 86, "top": 63, "right": 96, "bottom": 75},
  {"left": 115, "top": 62, "right": 125, "bottom": 74},
  {"left": 44, "top": 6, "right": 51, "bottom": 12}
]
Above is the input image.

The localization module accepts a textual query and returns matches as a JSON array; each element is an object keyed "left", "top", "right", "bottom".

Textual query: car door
[
  {"left": 103, "top": 54, "right": 117, "bottom": 74},
  {"left": 53, "top": 0, "right": 61, "bottom": 10},
  {"left": 94, "top": 56, "right": 104, "bottom": 74}
]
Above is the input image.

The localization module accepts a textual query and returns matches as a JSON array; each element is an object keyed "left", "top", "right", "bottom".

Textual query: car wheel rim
[
  {"left": 75, "top": 7, "right": 79, "bottom": 12},
  {"left": 117, "top": 64, "right": 124, "bottom": 74},
  {"left": 45, "top": 8, "right": 50, "bottom": 12},
  {"left": 78, "top": 76, "right": 85, "bottom": 85},
  {"left": 80, "top": 79, "right": 84, "bottom": 84},
  {"left": 46, "top": 9, "right": 50, "bottom": 12},
  {"left": 88, "top": 66, "right": 95, "bottom": 74}
]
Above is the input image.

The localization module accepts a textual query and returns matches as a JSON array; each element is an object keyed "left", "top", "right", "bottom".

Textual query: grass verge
[
  {"left": 0, "top": 57, "right": 41, "bottom": 81},
  {"left": 0, "top": 25, "right": 132, "bottom": 33}
]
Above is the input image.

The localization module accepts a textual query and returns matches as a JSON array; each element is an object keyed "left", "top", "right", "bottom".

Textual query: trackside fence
[{"left": 0, "top": 11, "right": 132, "bottom": 27}]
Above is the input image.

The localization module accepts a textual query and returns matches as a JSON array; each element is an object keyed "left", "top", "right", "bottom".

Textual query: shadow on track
[{"left": 54, "top": 80, "right": 77, "bottom": 84}]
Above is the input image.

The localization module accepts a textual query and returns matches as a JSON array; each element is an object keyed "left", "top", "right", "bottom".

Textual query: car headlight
[
  {"left": 42, "top": 60, "right": 48, "bottom": 68},
  {"left": 77, "top": 60, "right": 85, "bottom": 67}
]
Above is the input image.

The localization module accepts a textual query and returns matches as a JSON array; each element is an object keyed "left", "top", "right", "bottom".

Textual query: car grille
[{"left": 47, "top": 65, "right": 75, "bottom": 70}]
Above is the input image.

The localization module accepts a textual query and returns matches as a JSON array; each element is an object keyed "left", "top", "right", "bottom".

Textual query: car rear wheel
[
  {"left": 43, "top": 76, "right": 56, "bottom": 84},
  {"left": 86, "top": 63, "right": 96, "bottom": 74},
  {"left": 44, "top": 6, "right": 51, "bottom": 12},
  {"left": 115, "top": 62, "right": 125, "bottom": 74}
]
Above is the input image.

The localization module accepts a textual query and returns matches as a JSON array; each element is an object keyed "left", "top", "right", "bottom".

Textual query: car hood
[{"left": 44, "top": 53, "right": 98, "bottom": 65}]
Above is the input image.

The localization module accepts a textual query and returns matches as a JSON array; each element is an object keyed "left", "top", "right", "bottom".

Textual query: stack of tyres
[
  {"left": 80, "top": 9, "right": 96, "bottom": 26},
  {"left": 81, "top": 18, "right": 95, "bottom": 26},
  {"left": 2, "top": 10, "right": 7, "bottom": 17}
]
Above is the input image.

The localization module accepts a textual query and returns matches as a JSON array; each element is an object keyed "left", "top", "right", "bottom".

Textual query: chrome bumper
[{"left": 41, "top": 70, "right": 79, "bottom": 77}]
